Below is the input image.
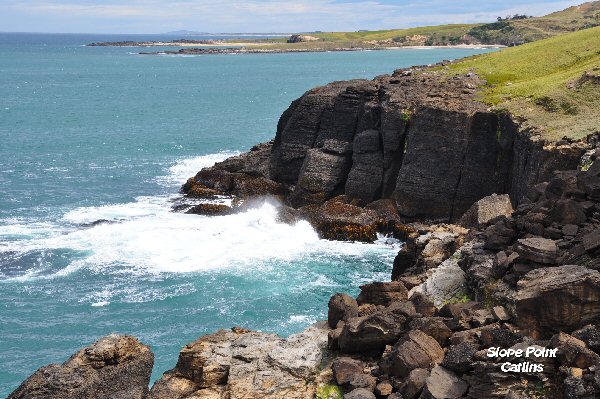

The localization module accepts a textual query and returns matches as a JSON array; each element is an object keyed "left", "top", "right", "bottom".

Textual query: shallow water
[{"left": 0, "top": 32, "right": 497, "bottom": 395}]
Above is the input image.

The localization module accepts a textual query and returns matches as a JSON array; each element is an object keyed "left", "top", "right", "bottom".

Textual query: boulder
[
  {"left": 483, "top": 217, "right": 517, "bottom": 250},
  {"left": 420, "top": 366, "right": 468, "bottom": 399},
  {"left": 550, "top": 332, "right": 600, "bottom": 369},
  {"left": 226, "top": 323, "right": 329, "bottom": 399},
  {"left": 356, "top": 281, "right": 408, "bottom": 306},
  {"left": 549, "top": 199, "right": 586, "bottom": 225},
  {"left": 408, "top": 317, "right": 453, "bottom": 346},
  {"left": 344, "top": 388, "right": 376, "bottom": 399},
  {"left": 458, "top": 193, "right": 514, "bottom": 228},
  {"left": 514, "top": 237, "right": 558, "bottom": 264},
  {"left": 9, "top": 334, "right": 154, "bottom": 399},
  {"left": 389, "top": 330, "right": 444, "bottom": 377},
  {"left": 338, "top": 305, "right": 411, "bottom": 353},
  {"left": 173, "top": 330, "right": 237, "bottom": 386},
  {"left": 333, "top": 357, "right": 365, "bottom": 386},
  {"left": 441, "top": 342, "right": 478, "bottom": 373},
  {"left": 572, "top": 324, "right": 600, "bottom": 352},
  {"left": 400, "top": 368, "right": 429, "bottom": 399},
  {"left": 328, "top": 293, "right": 359, "bottom": 328},
  {"left": 419, "top": 256, "right": 468, "bottom": 307},
  {"left": 375, "top": 381, "right": 393, "bottom": 396},
  {"left": 410, "top": 292, "right": 436, "bottom": 317},
  {"left": 582, "top": 229, "right": 600, "bottom": 253},
  {"left": 512, "top": 265, "right": 600, "bottom": 337}
]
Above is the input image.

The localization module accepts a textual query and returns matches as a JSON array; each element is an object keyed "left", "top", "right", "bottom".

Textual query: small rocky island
[{"left": 11, "top": 26, "right": 600, "bottom": 399}]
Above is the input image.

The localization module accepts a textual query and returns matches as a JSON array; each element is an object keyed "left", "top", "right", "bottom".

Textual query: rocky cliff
[
  {"left": 180, "top": 63, "right": 590, "bottom": 233},
  {"left": 9, "top": 53, "right": 600, "bottom": 399}
]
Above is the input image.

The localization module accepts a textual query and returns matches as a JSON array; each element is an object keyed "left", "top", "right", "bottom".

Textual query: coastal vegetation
[
  {"left": 251, "top": 1, "right": 600, "bottom": 48},
  {"left": 450, "top": 26, "right": 600, "bottom": 140}
]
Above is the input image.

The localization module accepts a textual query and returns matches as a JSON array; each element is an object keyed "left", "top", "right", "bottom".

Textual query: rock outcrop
[
  {"left": 8, "top": 334, "right": 154, "bottom": 399},
  {"left": 150, "top": 323, "right": 329, "bottom": 399},
  {"left": 179, "top": 63, "right": 590, "bottom": 232}
]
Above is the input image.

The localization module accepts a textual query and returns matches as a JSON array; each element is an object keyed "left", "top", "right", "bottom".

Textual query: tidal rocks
[
  {"left": 512, "top": 265, "right": 600, "bottom": 337},
  {"left": 300, "top": 196, "right": 380, "bottom": 242},
  {"left": 9, "top": 334, "right": 153, "bottom": 399}
]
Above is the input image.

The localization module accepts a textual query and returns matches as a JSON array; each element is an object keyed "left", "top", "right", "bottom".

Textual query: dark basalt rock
[
  {"left": 328, "top": 293, "right": 359, "bottom": 328},
  {"left": 356, "top": 281, "right": 408, "bottom": 306},
  {"left": 441, "top": 342, "right": 478, "bottom": 373}
]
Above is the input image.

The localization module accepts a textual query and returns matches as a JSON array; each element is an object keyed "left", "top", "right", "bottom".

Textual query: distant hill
[
  {"left": 468, "top": 0, "right": 600, "bottom": 45},
  {"left": 307, "top": 1, "right": 600, "bottom": 46}
]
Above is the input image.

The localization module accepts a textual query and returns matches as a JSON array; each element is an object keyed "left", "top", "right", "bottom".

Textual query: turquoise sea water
[{"left": 0, "top": 33, "right": 496, "bottom": 395}]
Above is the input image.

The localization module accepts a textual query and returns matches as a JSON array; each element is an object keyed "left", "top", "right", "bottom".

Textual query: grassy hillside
[
  {"left": 469, "top": 0, "right": 600, "bottom": 45},
  {"left": 450, "top": 26, "right": 600, "bottom": 141},
  {"left": 258, "top": 1, "right": 600, "bottom": 47}
]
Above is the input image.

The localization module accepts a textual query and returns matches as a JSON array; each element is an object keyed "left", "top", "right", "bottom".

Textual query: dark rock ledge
[{"left": 10, "top": 66, "right": 600, "bottom": 398}]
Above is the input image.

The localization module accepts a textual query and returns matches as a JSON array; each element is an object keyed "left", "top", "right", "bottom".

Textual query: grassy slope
[
  {"left": 312, "top": 24, "right": 477, "bottom": 42},
  {"left": 450, "top": 26, "right": 600, "bottom": 141},
  {"left": 244, "top": 1, "right": 599, "bottom": 48}
]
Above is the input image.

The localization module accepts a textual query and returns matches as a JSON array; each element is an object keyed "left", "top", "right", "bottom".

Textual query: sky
[{"left": 0, "top": 0, "right": 588, "bottom": 34}]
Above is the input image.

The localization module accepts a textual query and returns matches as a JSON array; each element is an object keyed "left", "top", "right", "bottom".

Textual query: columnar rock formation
[{"left": 181, "top": 64, "right": 589, "bottom": 231}]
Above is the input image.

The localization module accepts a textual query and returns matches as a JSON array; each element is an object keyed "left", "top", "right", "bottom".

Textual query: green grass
[
  {"left": 232, "top": 1, "right": 599, "bottom": 49},
  {"left": 450, "top": 26, "right": 600, "bottom": 141},
  {"left": 312, "top": 24, "right": 478, "bottom": 43},
  {"left": 316, "top": 384, "right": 344, "bottom": 399}
]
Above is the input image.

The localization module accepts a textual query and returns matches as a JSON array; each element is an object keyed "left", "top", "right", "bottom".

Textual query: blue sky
[{"left": 0, "top": 0, "right": 586, "bottom": 33}]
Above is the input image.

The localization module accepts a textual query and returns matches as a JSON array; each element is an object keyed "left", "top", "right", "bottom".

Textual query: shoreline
[{"left": 137, "top": 44, "right": 505, "bottom": 56}]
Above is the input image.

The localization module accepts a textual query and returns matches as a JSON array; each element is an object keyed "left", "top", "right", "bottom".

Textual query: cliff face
[{"left": 269, "top": 66, "right": 586, "bottom": 222}]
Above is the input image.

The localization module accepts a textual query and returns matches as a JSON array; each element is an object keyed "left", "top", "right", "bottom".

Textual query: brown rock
[
  {"left": 550, "top": 332, "right": 600, "bottom": 368},
  {"left": 408, "top": 317, "right": 453, "bottom": 346},
  {"left": 356, "top": 281, "right": 408, "bottom": 306},
  {"left": 420, "top": 366, "right": 468, "bottom": 399},
  {"left": 515, "top": 237, "right": 558, "bottom": 264},
  {"left": 344, "top": 388, "right": 376, "bottom": 399},
  {"left": 512, "top": 265, "right": 600, "bottom": 337},
  {"left": 375, "top": 381, "right": 393, "bottom": 396},
  {"left": 390, "top": 330, "right": 444, "bottom": 377},
  {"left": 9, "top": 334, "right": 154, "bottom": 399},
  {"left": 400, "top": 368, "right": 429, "bottom": 399},
  {"left": 328, "top": 293, "right": 359, "bottom": 328},
  {"left": 339, "top": 306, "right": 410, "bottom": 353},
  {"left": 458, "top": 193, "right": 514, "bottom": 228}
]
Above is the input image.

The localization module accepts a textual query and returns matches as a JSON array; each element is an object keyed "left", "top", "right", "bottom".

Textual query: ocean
[{"left": 0, "top": 32, "right": 496, "bottom": 395}]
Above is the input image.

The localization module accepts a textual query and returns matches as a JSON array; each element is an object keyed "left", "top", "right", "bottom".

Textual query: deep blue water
[{"left": 0, "top": 32, "right": 496, "bottom": 395}]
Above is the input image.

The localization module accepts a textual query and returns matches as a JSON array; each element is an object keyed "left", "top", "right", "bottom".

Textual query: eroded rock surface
[{"left": 9, "top": 334, "right": 154, "bottom": 399}]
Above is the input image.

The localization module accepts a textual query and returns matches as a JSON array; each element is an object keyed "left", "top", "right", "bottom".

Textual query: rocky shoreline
[{"left": 9, "top": 61, "right": 600, "bottom": 398}]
